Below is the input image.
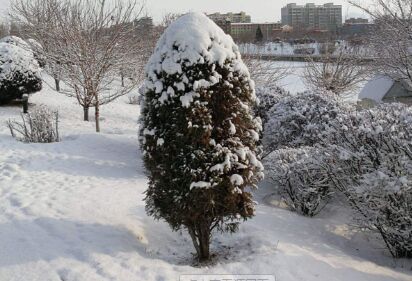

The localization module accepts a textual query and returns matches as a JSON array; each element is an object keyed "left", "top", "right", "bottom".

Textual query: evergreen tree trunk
[
  {"left": 54, "top": 78, "right": 60, "bottom": 92},
  {"left": 83, "top": 106, "right": 89, "bottom": 121},
  {"left": 198, "top": 224, "right": 210, "bottom": 261},
  {"left": 188, "top": 223, "right": 211, "bottom": 261},
  {"left": 188, "top": 227, "right": 201, "bottom": 258}
]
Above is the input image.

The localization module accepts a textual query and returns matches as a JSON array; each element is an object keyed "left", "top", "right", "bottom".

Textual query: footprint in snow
[{"left": 0, "top": 163, "right": 21, "bottom": 181}]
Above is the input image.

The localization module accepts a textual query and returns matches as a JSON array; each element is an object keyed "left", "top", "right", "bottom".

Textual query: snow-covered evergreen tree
[
  {"left": 140, "top": 13, "right": 263, "bottom": 261},
  {"left": 0, "top": 42, "right": 42, "bottom": 104}
]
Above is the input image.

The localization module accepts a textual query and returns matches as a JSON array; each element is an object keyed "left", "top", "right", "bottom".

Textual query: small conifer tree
[
  {"left": 255, "top": 25, "right": 264, "bottom": 43},
  {"left": 139, "top": 13, "right": 263, "bottom": 261}
]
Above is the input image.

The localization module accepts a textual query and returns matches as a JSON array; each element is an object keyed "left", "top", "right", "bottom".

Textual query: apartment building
[
  {"left": 208, "top": 12, "right": 252, "bottom": 23},
  {"left": 230, "top": 23, "right": 282, "bottom": 42},
  {"left": 281, "top": 3, "right": 342, "bottom": 31},
  {"left": 345, "top": 18, "right": 368, "bottom": 25}
]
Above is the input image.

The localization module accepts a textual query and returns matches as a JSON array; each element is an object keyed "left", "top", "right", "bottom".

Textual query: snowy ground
[
  {"left": 276, "top": 61, "right": 308, "bottom": 94},
  {"left": 0, "top": 74, "right": 411, "bottom": 281}
]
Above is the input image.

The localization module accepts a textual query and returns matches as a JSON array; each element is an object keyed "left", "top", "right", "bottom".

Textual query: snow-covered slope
[{"left": 0, "top": 74, "right": 410, "bottom": 281}]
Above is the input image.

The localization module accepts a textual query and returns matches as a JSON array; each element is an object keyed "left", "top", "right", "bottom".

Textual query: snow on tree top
[
  {"left": 143, "top": 12, "right": 253, "bottom": 108},
  {"left": 146, "top": 12, "right": 248, "bottom": 77},
  {"left": 0, "top": 42, "right": 41, "bottom": 81}
]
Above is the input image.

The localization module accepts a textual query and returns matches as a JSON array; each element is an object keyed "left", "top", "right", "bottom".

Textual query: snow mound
[
  {"left": 145, "top": 12, "right": 245, "bottom": 77},
  {"left": 358, "top": 76, "right": 393, "bottom": 102}
]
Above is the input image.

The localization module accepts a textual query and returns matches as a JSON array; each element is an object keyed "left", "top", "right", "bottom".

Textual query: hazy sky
[{"left": 0, "top": 0, "right": 372, "bottom": 23}]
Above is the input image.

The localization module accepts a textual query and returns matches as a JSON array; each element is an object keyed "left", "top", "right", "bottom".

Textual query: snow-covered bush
[
  {"left": 254, "top": 85, "right": 289, "bottom": 126},
  {"left": 0, "top": 36, "right": 46, "bottom": 68},
  {"left": 0, "top": 36, "right": 31, "bottom": 49},
  {"left": 7, "top": 105, "right": 60, "bottom": 143},
  {"left": 263, "top": 91, "right": 351, "bottom": 154},
  {"left": 348, "top": 164, "right": 412, "bottom": 258},
  {"left": 140, "top": 13, "right": 263, "bottom": 261},
  {"left": 326, "top": 104, "right": 412, "bottom": 258},
  {"left": 0, "top": 42, "right": 42, "bottom": 104},
  {"left": 266, "top": 147, "right": 334, "bottom": 217}
]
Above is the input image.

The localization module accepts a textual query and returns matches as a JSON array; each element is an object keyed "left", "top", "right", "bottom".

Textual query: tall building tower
[{"left": 281, "top": 3, "right": 342, "bottom": 31}]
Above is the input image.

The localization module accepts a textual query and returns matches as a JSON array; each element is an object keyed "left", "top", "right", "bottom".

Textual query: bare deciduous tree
[
  {"left": 350, "top": 0, "right": 412, "bottom": 86},
  {"left": 240, "top": 45, "right": 291, "bottom": 88},
  {"left": 159, "top": 13, "right": 181, "bottom": 29},
  {"left": 12, "top": 0, "right": 147, "bottom": 132},
  {"left": 303, "top": 45, "right": 369, "bottom": 96},
  {"left": 0, "top": 22, "right": 8, "bottom": 38}
]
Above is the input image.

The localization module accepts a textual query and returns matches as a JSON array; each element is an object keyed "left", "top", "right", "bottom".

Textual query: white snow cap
[
  {"left": 0, "top": 42, "right": 40, "bottom": 81},
  {"left": 0, "top": 36, "right": 31, "bottom": 49},
  {"left": 146, "top": 12, "right": 248, "bottom": 77}
]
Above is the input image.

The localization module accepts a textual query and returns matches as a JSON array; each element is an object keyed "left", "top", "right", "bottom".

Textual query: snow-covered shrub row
[
  {"left": 7, "top": 105, "right": 60, "bottom": 143},
  {"left": 0, "top": 41, "right": 42, "bottom": 104},
  {"left": 263, "top": 91, "right": 352, "bottom": 154},
  {"left": 325, "top": 104, "right": 412, "bottom": 258},
  {"left": 254, "top": 85, "right": 289, "bottom": 127},
  {"left": 266, "top": 147, "right": 334, "bottom": 217},
  {"left": 261, "top": 90, "right": 411, "bottom": 257},
  {"left": 140, "top": 13, "right": 263, "bottom": 261}
]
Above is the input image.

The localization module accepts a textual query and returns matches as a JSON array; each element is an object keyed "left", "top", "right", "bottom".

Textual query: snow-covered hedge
[
  {"left": 254, "top": 85, "right": 289, "bottom": 127},
  {"left": 0, "top": 42, "right": 42, "bottom": 104},
  {"left": 263, "top": 91, "right": 351, "bottom": 154},
  {"left": 326, "top": 104, "right": 412, "bottom": 258},
  {"left": 140, "top": 12, "right": 263, "bottom": 261},
  {"left": 267, "top": 147, "right": 334, "bottom": 217},
  {"left": 261, "top": 89, "right": 411, "bottom": 257}
]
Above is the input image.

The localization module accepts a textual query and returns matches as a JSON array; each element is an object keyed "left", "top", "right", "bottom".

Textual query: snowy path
[{"left": 0, "top": 81, "right": 411, "bottom": 281}]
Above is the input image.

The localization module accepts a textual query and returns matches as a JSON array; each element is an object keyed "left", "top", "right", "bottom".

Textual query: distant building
[
  {"left": 281, "top": 3, "right": 342, "bottom": 31},
  {"left": 230, "top": 22, "right": 282, "bottom": 42},
  {"left": 339, "top": 18, "right": 373, "bottom": 40},
  {"left": 208, "top": 12, "right": 251, "bottom": 23},
  {"left": 345, "top": 17, "right": 368, "bottom": 25},
  {"left": 207, "top": 12, "right": 252, "bottom": 36}
]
